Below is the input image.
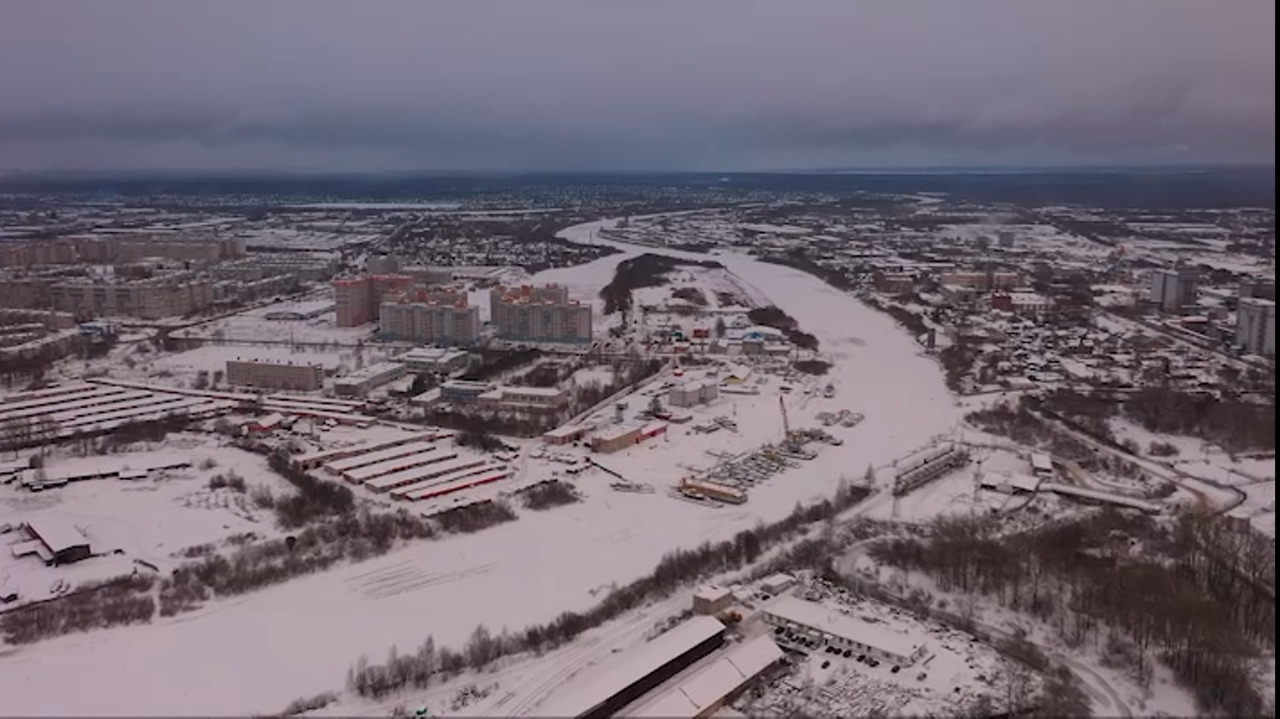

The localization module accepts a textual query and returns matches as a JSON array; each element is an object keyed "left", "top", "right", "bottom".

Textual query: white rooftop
[
  {"left": 337, "top": 362, "right": 406, "bottom": 383},
  {"left": 764, "top": 595, "right": 925, "bottom": 660},
  {"left": 626, "top": 636, "right": 783, "bottom": 718},
  {"left": 26, "top": 515, "right": 90, "bottom": 554},
  {"left": 399, "top": 346, "right": 469, "bottom": 360},
  {"left": 539, "top": 616, "right": 725, "bottom": 718},
  {"left": 694, "top": 585, "right": 733, "bottom": 603}
]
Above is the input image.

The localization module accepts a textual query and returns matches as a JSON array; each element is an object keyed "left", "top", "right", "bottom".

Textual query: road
[{"left": 1034, "top": 410, "right": 1247, "bottom": 514}]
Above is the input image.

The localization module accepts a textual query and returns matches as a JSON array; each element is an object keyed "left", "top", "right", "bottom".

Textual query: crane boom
[{"left": 779, "top": 395, "right": 791, "bottom": 439}]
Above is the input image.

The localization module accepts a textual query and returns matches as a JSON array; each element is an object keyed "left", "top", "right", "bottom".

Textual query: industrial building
[
  {"left": 692, "top": 585, "right": 734, "bottom": 615},
  {"left": 1149, "top": 268, "right": 1199, "bottom": 312},
  {"left": 439, "top": 380, "right": 494, "bottom": 404},
  {"left": 1236, "top": 297, "right": 1276, "bottom": 356},
  {"left": 591, "top": 421, "right": 668, "bottom": 454},
  {"left": 378, "top": 287, "right": 480, "bottom": 345},
  {"left": 226, "top": 359, "right": 324, "bottom": 392},
  {"left": 679, "top": 477, "right": 747, "bottom": 504},
  {"left": 16, "top": 516, "right": 92, "bottom": 565},
  {"left": 333, "top": 362, "right": 408, "bottom": 398},
  {"left": 892, "top": 444, "right": 970, "bottom": 496},
  {"left": 542, "top": 425, "right": 589, "bottom": 445},
  {"left": 476, "top": 385, "right": 570, "bottom": 413},
  {"left": 539, "top": 615, "right": 727, "bottom": 719},
  {"left": 490, "top": 284, "right": 593, "bottom": 343},
  {"left": 625, "top": 636, "right": 785, "bottom": 718},
  {"left": 759, "top": 573, "right": 796, "bottom": 596},
  {"left": 334, "top": 274, "right": 415, "bottom": 327},
  {"left": 762, "top": 596, "right": 929, "bottom": 667},
  {"left": 397, "top": 346, "right": 471, "bottom": 374},
  {"left": 668, "top": 380, "right": 719, "bottom": 408}
]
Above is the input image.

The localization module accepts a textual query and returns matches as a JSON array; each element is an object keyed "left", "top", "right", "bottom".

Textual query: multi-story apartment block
[
  {"left": 939, "top": 271, "right": 1022, "bottom": 291},
  {"left": 47, "top": 274, "right": 214, "bottom": 320},
  {"left": 489, "top": 284, "right": 592, "bottom": 343},
  {"left": 226, "top": 359, "right": 324, "bottom": 391},
  {"left": 0, "top": 235, "right": 245, "bottom": 269},
  {"left": 0, "top": 277, "right": 51, "bottom": 310},
  {"left": 379, "top": 288, "right": 479, "bottom": 345},
  {"left": 1236, "top": 298, "right": 1276, "bottom": 356},
  {"left": 333, "top": 274, "right": 414, "bottom": 326},
  {"left": 1149, "top": 268, "right": 1199, "bottom": 312}
]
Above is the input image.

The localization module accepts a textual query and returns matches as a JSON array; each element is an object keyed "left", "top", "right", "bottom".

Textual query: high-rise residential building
[
  {"left": 1149, "top": 268, "right": 1199, "bottom": 312},
  {"left": 489, "top": 284, "right": 592, "bottom": 343},
  {"left": 1236, "top": 298, "right": 1276, "bottom": 356},
  {"left": 378, "top": 287, "right": 480, "bottom": 346},
  {"left": 333, "top": 274, "right": 414, "bottom": 326}
]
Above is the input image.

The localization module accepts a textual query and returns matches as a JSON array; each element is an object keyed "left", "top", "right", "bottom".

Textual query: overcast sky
[{"left": 0, "top": 1, "right": 1273, "bottom": 172}]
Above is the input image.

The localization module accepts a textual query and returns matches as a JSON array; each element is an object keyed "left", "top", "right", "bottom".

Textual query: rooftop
[
  {"left": 627, "top": 636, "right": 784, "bottom": 718},
  {"left": 764, "top": 595, "right": 925, "bottom": 659},
  {"left": 540, "top": 616, "right": 725, "bottom": 718},
  {"left": 26, "top": 515, "right": 91, "bottom": 554}
]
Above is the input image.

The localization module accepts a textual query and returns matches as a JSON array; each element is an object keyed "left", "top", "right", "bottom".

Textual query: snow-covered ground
[
  {"left": 1, "top": 437, "right": 294, "bottom": 607},
  {"left": 0, "top": 215, "right": 959, "bottom": 716}
]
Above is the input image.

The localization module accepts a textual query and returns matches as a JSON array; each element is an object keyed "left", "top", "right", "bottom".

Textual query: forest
[{"left": 869, "top": 511, "right": 1274, "bottom": 717}]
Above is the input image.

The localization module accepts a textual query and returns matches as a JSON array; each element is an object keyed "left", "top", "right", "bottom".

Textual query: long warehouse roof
[
  {"left": 626, "top": 636, "right": 783, "bottom": 718},
  {"left": 539, "top": 616, "right": 725, "bottom": 718}
]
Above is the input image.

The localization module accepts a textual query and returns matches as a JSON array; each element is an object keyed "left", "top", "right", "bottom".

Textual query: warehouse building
[
  {"left": 333, "top": 362, "right": 408, "bottom": 398},
  {"left": 226, "top": 359, "right": 324, "bottom": 392},
  {"left": 762, "top": 596, "right": 928, "bottom": 667},
  {"left": 542, "top": 425, "right": 589, "bottom": 445},
  {"left": 539, "top": 615, "right": 727, "bottom": 719},
  {"left": 591, "top": 421, "right": 668, "bottom": 454},
  {"left": 477, "top": 385, "right": 570, "bottom": 413},
  {"left": 591, "top": 425, "right": 641, "bottom": 454},
  {"left": 18, "top": 516, "right": 92, "bottom": 565},
  {"left": 626, "top": 636, "right": 785, "bottom": 718},
  {"left": 760, "top": 573, "right": 796, "bottom": 596},
  {"left": 439, "top": 379, "right": 494, "bottom": 404},
  {"left": 668, "top": 380, "right": 719, "bottom": 408},
  {"left": 398, "top": 346, "right": 471, "bottom": 374},
  {"left": 692, "top": 585, "right": 734, "bottom": 615}
]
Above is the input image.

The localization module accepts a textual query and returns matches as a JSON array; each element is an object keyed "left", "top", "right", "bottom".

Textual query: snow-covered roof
[
  {"left": 694, "top": 584, "right": 732, "bottom": 603},
  {"left": 540, "top": 616, "right": 725, "bottom": 717},
  {"left": 336, "top": 362, "right": 405, "bottom": 383},
  {"left": 628, "top": 636, "right": 783, "bottom": 718},
  {"left": 26, "top": 515, "right": 90, "bottom": 554},
  {"left": 543, "top": 425, "right": 586, "bottom": 439},
  {"left": 764, "top": 596, "right": 925, "bottom": 660},
  {"left": 761, "top": 572, "right": 794, "bottom": 588}
]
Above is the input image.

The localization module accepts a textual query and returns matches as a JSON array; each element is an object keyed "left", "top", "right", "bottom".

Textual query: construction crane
[{"left": 778, "top": 395, "right": 791, "bottom": 440}]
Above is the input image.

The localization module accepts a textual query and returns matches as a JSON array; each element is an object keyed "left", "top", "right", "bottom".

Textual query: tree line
[
  {"left": 869, "top": 511, "right": 1273, "bottom": 717},
  {"left": 345, "top": 480, "right": 871, "bottom": 699}
]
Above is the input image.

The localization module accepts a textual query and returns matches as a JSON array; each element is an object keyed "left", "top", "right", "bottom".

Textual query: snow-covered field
[
  {"left": 0, "top": 215, "right": 960, "bottom": 716},
  {"left": 1, "top": 437, "right": 293, "bottom": 607}
]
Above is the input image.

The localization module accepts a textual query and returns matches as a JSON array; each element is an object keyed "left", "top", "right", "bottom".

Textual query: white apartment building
[
  {"left": 1236, "top": 297, "right": 1276, "bottom": 356},
  {"left": 226, "top": 360, "right": 324, "bottom": 391}
]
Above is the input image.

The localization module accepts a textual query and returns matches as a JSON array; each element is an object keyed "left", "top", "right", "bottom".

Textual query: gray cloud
[{"left": 0, "top": 0, "right": 1272, "bottom": 171}]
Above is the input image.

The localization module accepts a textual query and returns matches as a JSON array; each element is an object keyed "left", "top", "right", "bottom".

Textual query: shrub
[
  {"left": 431, "top": 500, "right": 517, "bottom": 534},
  {"left": 518, "top": 480, "right": 581, "bottom": 510},
  {"left": 280, "top": 692, "right": 337, "bottom": 716}
]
